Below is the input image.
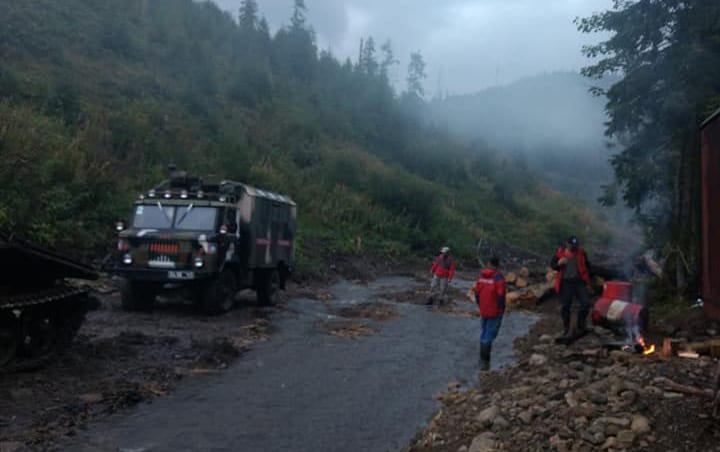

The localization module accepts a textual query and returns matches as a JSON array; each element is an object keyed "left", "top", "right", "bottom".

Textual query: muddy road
[{"left": 3, "top": 275, "right": 536, "bottom": 452}]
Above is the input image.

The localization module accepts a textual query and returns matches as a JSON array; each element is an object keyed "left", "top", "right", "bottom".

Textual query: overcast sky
[{"left": 212, "top": 0, "right": 614, "bottom": 94}]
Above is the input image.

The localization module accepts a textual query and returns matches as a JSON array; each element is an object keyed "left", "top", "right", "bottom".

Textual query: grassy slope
[{"left": 0, "top": 0, "right": 615, "bottom": 270}]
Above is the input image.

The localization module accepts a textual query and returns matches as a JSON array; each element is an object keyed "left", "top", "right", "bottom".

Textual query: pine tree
[
  {"left": 406, "top": 51, "right": 426, "bottom": 99},
  {"left": 238, "top": 0, "right": 258, "bottom": 31}
]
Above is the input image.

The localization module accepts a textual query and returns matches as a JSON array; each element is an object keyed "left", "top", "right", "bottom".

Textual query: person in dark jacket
[
  {"left": 428, "top": 246, "right": 455, "bottom": 305},
  {"left": 551, "top": 236, "right": 591, "bottom": 339},
  {"left": 473, "top": 256, "right": 506, "bottom": 370}
]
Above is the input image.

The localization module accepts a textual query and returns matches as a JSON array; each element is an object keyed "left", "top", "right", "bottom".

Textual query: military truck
[
  {"left": 113, "top": 169, "right": 296, "bottom": 314},
  {"left": 0, "top": 231, "right": 97, "bottom": 369}
]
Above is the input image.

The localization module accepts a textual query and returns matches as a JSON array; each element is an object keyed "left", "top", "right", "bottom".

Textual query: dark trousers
[{"left": 559, "top": 279, "right": 590, "bottom": 333}]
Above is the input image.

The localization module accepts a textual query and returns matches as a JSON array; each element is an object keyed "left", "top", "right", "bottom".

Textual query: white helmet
[{"left": 440, "top": 246, "right": 450, "bottom": 253}]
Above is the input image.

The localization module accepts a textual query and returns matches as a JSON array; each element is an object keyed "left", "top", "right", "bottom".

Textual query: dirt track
[{"left": 0, "top": 288, "right": 273, "bottom": 450}]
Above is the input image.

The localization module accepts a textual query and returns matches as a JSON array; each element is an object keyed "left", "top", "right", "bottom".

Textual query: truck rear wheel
[
  {"left": 200, "top": 270, "right": 237, "bottom": 315},
  {"left": 121, "top": 281, "right": 156, "bottom": 311},
  {"left": 257, "top": 268, "right": 280, "bottom": 306}
]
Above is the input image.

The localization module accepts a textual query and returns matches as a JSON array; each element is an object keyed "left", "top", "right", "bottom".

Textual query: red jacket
[
  {"left": 474, "top": 268, "right": 506, "bottom": 318},
  {"left": 552, "top": 246, "right": 590, "bottom": 292},
  {"left": 431, "top": 254, "right": 455, "bottom": 280}
]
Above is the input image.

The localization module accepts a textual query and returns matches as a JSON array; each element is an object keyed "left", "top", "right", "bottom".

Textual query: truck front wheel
[
  {"left": 121, "top": 281, "right": 156, "bottom": 311},
  {"left": 200, "top": 270, "right": 237, "bottom": 315},
  {"left": 257, "top": 269, "right": 280, "bottom": 306}
]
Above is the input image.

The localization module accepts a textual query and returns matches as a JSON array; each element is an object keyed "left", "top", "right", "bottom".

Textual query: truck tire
[
  {"left": 201, "top": 270, "right": 236, "bottom": 315},
  {"left": 121, "top": 281, "right": 156, "bottom": 311},
  {"left": 257, "top": 268, "right": 280, "bottom": 306}
]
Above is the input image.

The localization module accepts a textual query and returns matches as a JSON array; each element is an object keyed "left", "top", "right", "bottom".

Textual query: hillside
[
  {"left": 0, "top": 0, "right": 614, "bottom": 268},
  {"left": 428, "top": 72, "right": 616, "bottom": 204}
]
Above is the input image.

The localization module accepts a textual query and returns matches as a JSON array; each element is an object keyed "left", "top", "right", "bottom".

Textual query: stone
[
  {"left": 493, "top": 415, "right": 509, "bottom": 429},
  {"left": 663, "top": 391, "right": 683, "bottom": 399},
  {"left": 476, "top": 405, "right": 500, "bottom": 427},
  {"left": 469, "top": 432, "right": 497, "bottom": 452},
  {"left": 601, "top": 437, "right": 617, "bottom": 450},
  {"left": 631, "top": 415, "right": 651, "bottom": 435},
  {"left": 458, "top": 446, "right": 468, "bottom": 452},
  {"left": 602, "top": 416, "right": 631, "bottom": 427},
  {"left": 617, "top": 429, "right": 636, "bottom": 445},
  {"left": 590, "top": 392, "right": 608, "bottom": 405},
  {"left": 78, "top": 393, "right": 104, "bottom": 404},
  {"left": 9, "top": 388, "right": 33, "bottom": 401},
  {"left": 569, "top": 361, "right": 584, "bottom": 371},
  {"left": 565, "top": 392, "right": 578, "bottom": 408},
  {"left": 518, "top": 410, "right": 533, "bottom": 424},
  {"left": 0, "top": 442, "right": 29, "bottom": 452},
  {"left": 620, "top": 390, "right": 637, "bottom": 403},
  {"left": 529, "top": 354, "right": 548, "bottom": 366},
  {"left": 540, "top": 334, "right": 554, "bottom": 342}
]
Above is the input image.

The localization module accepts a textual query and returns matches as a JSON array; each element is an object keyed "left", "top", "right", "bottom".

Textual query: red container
[
  {"left": 602, "top": 281, "right": 633, "bottom": 303},
  {"left": 701, "top": 109, "right": 720, "bottom": 322},
  {"left": 592, "top": 281, "right": 648, "bottom": 332}
]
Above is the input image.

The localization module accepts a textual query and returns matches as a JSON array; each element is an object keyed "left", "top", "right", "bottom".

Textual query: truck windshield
[
  {"left": 132, "top": 204, "right": 175, "bottom": 229},
  {"left": 174, "top": 206, "right": 218, "bottom": 230}
]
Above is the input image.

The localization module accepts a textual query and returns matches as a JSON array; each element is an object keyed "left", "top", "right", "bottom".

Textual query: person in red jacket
[
  {"left": 473, "top": 256, "right": 506, "bottom": 370},
  {"left": 428, "top": 246, "right": 455, "bottom": 305},
  {"left": 551, "top": 235, "right": 591, "bottom": 339}
]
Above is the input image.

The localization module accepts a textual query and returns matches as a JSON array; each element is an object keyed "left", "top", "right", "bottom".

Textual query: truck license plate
[{"left": 168, "top": 271, "right": 195, "bottom": 280}]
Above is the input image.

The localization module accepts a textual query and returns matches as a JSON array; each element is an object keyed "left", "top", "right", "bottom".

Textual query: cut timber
[
  {"left": 515, "top": 277, "right": 528, "bottom": 289},
  {"left": 678, "top": 351, "right": 701, "bottom": 359},
  {"left": 684, "top": 339, "right": 720, "bottom": 357},
  {"left": 506, "top": 272, "right": 517, "bottom": 284},
  {"left": 546, "top": 270, "right": 557, "bottom": 283},
  {"left": 655, "top": 377, "right": 713, "bottom": 398},
  {"left": 506, "top": 281, "right": 554, "bottom": 309},
  {"left": 519, "top": 267, "right": 530, "bottom": 278}
]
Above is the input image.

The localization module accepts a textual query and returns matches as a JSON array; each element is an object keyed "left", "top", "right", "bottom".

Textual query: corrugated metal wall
[{"left": 701, "top": 110, "right": 720, "bottom": 321}]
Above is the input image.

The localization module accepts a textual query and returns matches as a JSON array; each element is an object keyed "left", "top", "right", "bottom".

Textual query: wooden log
[
  {"left": 684, "top": 339, "right": 720, "bottom": 357},
  {"left": 515, "top": 277, "right": 528, "bottom": 289},
  {"left": 519, "top": 267, "right": 530, "bottom": 278},
  {"left": 506, "top": 272, "right": 517, "bottom": 284},
  {"left": 662, "top": 338, "right": 687, "bottom": 358},
  {"left": 656, "top": 377, "right": 713, "bottom": 398}
]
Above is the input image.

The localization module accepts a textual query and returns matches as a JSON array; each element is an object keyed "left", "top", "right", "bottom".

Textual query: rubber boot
[
  {"left": 577, "top": 309, "right": 590, "bottom": 335},
  {"left": 480, "top": 343, "right": 491, "bottom": 371},
  {"left": 560, "top": 306, "right": 571, "bottom": 338}
]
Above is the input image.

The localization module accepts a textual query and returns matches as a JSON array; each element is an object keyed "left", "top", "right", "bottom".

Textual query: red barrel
[{"left": 592, "top": 281, "right": 648, "bottom": 332}]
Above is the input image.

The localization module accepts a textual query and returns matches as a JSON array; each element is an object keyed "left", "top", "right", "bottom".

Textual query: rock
[
  {"left": 539, "top": 334, "right": 554, "bottom": 342},
  {"left": 529, "top": 354, "right": 548, "bottom": 366},
  {"left": 631, "top": 414, "right": 651, "bottom": 435},
  {"left": 493, "top": 415, "right": 509, "bottom": 429},
  {"left": 569, "top": 361, "right": 584, "bottom": 371},
  {"left": 620, "top": 390, "right": 637, "bottom": 403},
  {"left": 78, "top": 393, "right": 104, "bottom": 404},
  {"left": 0, "top": 442, "right": 29, "bottom": 452},
  {"left": 617, "top": 429, "right": 636, "bottom": 445},
  {"left": 602, "top": 416, "right": 631, "bottom": 427},
  {"left": 458, "top": 446, "right": 468, "bottom": 452},
  {"left": 565, "top": 392, "right": 578, "bottom": 408},
  {"left": 663, "top": 391, "right": 683, "bottom": 399},
  {"left": 559, "top": 379, "right": 570, "bottom": 389},
  {"left": 601, "top": 437, "right": 617, "bottom": 450},
  {"left": 9, "top": 388, "right": 33, "bottom": 401},
  {"left": 469, "top": 432, "right": 497, "bottom": 452},
  {"left": 476, "top": 405, "right": 500, "bottom": 427},
  {"left": 590, "top": 392, "right": 608, "bottom": 405},
  {"left": 518, "top": 410, "right": 533, "bottom": 424}
]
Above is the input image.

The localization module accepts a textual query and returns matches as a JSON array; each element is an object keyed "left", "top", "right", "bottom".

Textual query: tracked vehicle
[
  {"left": 113, "top": 169, "right": 296, "bottom": 314},
  {"left": 0, "top": 232, "right": 97, "bottom": 369}
]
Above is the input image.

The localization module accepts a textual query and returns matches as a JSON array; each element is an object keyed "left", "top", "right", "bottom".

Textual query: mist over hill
[{"left": 427, "top": 72, "right": 615, "bottom": 204}]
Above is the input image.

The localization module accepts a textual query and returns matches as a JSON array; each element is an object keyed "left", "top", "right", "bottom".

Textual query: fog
[{"left": 213, "top": 0, "right": 614, "bottom": 94}]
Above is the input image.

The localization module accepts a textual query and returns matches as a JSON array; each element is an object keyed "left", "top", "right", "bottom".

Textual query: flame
[{"left": 637, "top": 336, "right": 656, "bottom": 355}]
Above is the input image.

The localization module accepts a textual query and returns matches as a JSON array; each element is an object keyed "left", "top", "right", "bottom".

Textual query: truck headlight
[
  {"left": 194, "top": 257, "right": 204, "bottom": 268},
  {"left": 122, "top": 254, "right": 133, "bottom": 265}
]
